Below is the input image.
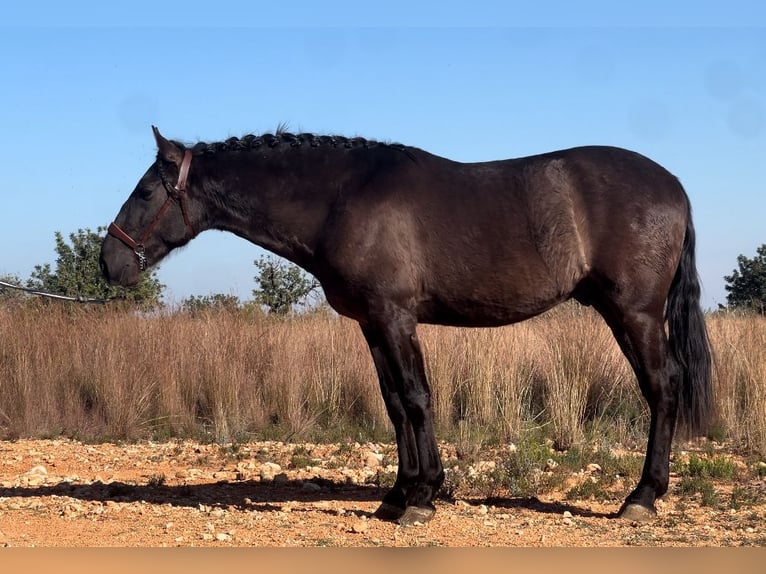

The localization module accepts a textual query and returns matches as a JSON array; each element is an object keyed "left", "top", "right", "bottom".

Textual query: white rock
[
  {"left": 364, "top": 452, "right": 383, "bottom": 468},
  {"left": 351, "top": 521, "right": 368, "bottom": 534},
  {"left": 24, "top": 475, "right": 46, "bottom": 487},
  {"left": 259, "top": 462, "right": 282, "bottom": 481},
  {"left": 27, "top": 465, "right": 48, "bottom": 476}
]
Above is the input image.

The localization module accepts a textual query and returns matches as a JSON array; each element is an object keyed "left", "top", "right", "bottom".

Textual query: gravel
[{"left": 0, "top": 438, "right": 763, "bottom": 547}]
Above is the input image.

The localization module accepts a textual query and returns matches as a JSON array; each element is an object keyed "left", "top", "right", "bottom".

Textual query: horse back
[{"left": 317, "top": 145, "right": 688, "bottom": 326}]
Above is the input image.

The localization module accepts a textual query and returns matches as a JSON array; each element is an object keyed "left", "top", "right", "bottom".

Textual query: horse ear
[{"left": 152, "top": 125, "right": 184, "bottom": 166}]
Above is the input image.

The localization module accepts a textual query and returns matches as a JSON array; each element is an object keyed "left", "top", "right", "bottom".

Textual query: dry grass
[
  {"left": 0, "top": 302, "right": 763, "bottom": 455},
  {"left": 707, "top": 313, "right": 766, "bottom": 455}
]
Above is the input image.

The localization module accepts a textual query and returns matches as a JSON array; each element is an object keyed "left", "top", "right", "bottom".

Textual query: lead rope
[{"left": 0, "top": 279, "right": 122, "bottom": 304}]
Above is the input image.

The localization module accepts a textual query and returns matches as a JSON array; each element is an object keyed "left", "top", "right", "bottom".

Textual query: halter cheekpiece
[{"left": 107, "top": 150, "right": 195, "bottom": 271}]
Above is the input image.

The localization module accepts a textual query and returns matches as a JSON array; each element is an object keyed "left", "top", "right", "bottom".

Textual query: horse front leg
[
  {"left": 361, "top": 314, "right": 444, "bottom": 525},
  {"left": 362, "top": 325, "right": 418, "bottom": 520}
]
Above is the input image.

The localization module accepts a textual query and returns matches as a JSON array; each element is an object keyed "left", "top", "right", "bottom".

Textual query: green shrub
[
  {"left": 676, "top": 475, "right": 719, "bottom": 507},
  {"left": 677, "top": 454, "right": 737, "bottom": 479}
]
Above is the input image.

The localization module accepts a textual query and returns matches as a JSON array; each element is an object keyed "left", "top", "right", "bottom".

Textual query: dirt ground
[{"left": 0, "top": 438, "right": 763, "bottom": 547}]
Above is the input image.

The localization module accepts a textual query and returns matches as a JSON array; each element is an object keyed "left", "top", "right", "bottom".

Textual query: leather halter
[{"left": 107, "top": 150, "right": 195, "bottom": 270}]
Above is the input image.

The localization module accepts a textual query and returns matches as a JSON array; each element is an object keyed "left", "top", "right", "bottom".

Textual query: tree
[
  {"left": 723, "top": 244, "right": 766, "bottom": 315},
  {"left": 181, "top": 293, "right": 241, "bottom": 315},
  {"left": 252, "top": 255, "right": 319, "bottom": 315},
  {"left": 28, "top": 227, "right": 165, "bottom": 309},
  {"left": 0, "top": 273, "right": 28, "bottom": 306}
]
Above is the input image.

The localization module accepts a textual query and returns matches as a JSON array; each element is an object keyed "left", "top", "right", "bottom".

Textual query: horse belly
[
  {"left": 416, "top": 265, "right": 564, "bottom": 327},
  {"left": 415, "top": 296, "right": 556, "bottom": 327}
]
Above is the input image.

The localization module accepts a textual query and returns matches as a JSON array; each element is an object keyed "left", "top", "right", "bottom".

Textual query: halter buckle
[{"left": 134, "top": 245, "right": 147, "bottom": 271}]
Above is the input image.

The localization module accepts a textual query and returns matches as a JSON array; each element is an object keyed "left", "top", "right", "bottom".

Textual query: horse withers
[{"left": 100, "top": 127, "right": 712, "bottom": 526}]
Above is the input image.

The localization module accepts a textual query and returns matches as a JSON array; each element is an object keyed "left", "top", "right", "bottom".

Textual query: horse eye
[{"left": 138, "top": 188, "right": 154, "bottom": 200}]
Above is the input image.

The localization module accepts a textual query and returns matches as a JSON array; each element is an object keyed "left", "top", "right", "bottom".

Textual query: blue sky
[{"left": 1, "top": 3, "right": 764, "bottom": 309}]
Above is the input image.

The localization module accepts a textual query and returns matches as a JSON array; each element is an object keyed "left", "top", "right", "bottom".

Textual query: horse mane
[{"left": 182, "top": 129, "right": 412, "bottom": 157}]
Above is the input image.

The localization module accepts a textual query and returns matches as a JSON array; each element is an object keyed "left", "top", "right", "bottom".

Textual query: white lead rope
[{"left": 0, "top": 280, "right": 119, "bottom": 304}]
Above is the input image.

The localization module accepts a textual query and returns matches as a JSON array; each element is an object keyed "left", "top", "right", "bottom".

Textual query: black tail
[{"left": 666, "top": 200, "right": 713, "bottom": 437}]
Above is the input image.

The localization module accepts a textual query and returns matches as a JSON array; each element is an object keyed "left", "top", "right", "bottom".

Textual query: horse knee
[{"left": 400, "top": 386, "right": 432, "bottom": 424}]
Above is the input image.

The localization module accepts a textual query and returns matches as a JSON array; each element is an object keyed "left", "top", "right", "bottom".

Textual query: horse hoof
[
  {"left": 398, "top": 506, "right": 435, "bottom": 527},
  {"left": 374, "top": 502, "right": 405, "bottom": 521},
  {"left": 618, "top": 503, "right": 657, "bottom": 522}
]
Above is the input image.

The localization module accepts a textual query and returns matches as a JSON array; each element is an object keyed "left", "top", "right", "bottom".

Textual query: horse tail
[{"left": 666, "top": 194, "right": 713, "bottom": 437}]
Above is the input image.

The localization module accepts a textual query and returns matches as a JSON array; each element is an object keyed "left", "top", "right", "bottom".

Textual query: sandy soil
[{"left": 0, "top": 438, "right": 763, "bottom": 547}]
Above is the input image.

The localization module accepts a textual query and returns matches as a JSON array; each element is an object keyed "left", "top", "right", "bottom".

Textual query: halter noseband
[{"left": 107, "top": 150, "right": 195, "bottom": 271}]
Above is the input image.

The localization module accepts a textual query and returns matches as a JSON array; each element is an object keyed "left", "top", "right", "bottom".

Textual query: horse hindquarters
[{"left": 586, "top": 197, "right": 711, "bottom": 520}]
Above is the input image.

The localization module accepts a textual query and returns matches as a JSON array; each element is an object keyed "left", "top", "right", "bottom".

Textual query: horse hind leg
[{"left": 594, "top": 301, "right": 680, "bottom": 521}]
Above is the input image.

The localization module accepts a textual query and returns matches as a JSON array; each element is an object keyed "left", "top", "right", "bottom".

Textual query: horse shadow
[
  {"left": 0, "top": 478, "right": 616, "bottom": 521},
  {"left": 0, "top": 477, "right": 383, "bottom": 518},
  {"left": 481, "top": 495, "right": 617, "bottom": 519}
]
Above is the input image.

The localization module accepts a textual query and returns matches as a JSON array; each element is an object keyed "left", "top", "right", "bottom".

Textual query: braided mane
[{"left": 183, "top": 131, "right": 411, "bottom": 156}]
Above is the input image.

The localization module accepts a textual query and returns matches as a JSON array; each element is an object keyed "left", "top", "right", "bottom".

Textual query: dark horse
[{"left": 100, "top": 127, "right": 712, "bottom": 525}]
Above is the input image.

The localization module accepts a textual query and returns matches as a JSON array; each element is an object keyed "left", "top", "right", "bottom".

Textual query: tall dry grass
[
  {"left": 0, "top": 302, "right": 764, "bottom": 454},
  {"left": 421, "top": 305, "right": 637, "bottom": 449},
  {"left": 707, "top": 314, "right": 766, "bottom": 455},
  {"left": 0, "top": 305, "right": 383, "bottom": 442}
]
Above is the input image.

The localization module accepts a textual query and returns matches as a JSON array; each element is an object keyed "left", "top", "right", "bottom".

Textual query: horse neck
[{"left": 200, "top": 148, "right": 352, "bottom": 271}]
